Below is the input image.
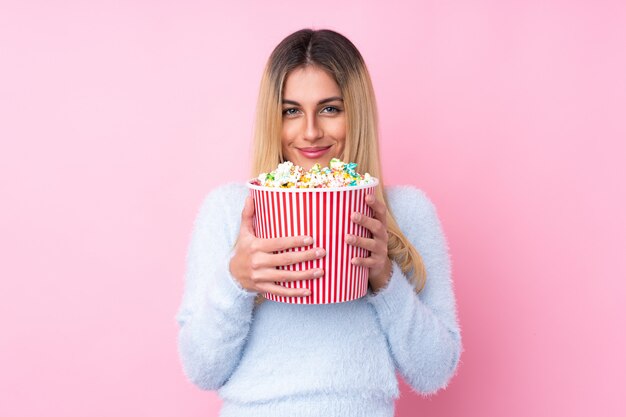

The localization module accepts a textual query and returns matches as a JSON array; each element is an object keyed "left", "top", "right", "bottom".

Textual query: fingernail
[
  {"left": 352, "top": 213, "right": 361, "bottom": 222},
  {"left": 314, "top": 269, "right": 324, "bottom": 277},
  {"left": 303, "top": 236, "right": 313, "bottom": 245},
  {"left": 345, "top": 234, "right": 354, "bottom": 243},
  {"left": 303, "top": 290, "right": 311, "bottom": 296},
  {"left": 316, "top": 249, "right": 326, "bottom": 257}
]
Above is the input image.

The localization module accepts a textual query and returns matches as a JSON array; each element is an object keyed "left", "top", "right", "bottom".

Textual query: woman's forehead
[{"left": 282, "top": 66, "right": 341, "bottom": 102}]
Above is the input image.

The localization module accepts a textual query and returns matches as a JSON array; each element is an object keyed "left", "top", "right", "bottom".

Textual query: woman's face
[{"left": 281, "top": 65, "right": 346, "bottom": 171}]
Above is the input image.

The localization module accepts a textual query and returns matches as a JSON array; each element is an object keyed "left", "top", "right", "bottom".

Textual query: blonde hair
[{"left": 248, "top": 28, "right": 426, "bottom": 306}]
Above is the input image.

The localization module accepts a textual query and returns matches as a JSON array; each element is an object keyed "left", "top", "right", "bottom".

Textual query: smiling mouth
[
  {"left": 298, "top": 145, "right": 332, "bottom": 151},
  {"left": 296, "top": 145, "right": 333, "bottom": 159}
]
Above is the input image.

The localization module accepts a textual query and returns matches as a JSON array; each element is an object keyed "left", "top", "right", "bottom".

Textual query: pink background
[{"left": 1, "top": 1, "right": 624, "bottom": 416}]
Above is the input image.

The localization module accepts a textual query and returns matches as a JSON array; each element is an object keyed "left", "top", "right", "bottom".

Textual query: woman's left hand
[{"left": 346, "top": 193, "right": 393, "bottom": 294}]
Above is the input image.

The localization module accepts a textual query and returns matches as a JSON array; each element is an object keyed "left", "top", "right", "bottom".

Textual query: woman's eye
[{"left": 282, "top": 107, "right": 341, "bottom": 116}]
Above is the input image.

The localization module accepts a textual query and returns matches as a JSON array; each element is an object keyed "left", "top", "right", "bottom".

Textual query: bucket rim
[{"left": 246, "top": 177, "right": 379, "bottom": 192}]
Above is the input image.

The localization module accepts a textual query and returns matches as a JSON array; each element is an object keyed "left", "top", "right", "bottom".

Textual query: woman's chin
[
  {"left": 284, "top": 153, "right": 338, "bottom": 171},
  {"left": 300, "top": 159, "right": 327, "bottom": 171}
]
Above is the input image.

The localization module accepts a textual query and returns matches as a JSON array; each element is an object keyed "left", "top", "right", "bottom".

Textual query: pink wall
[{"left": 1, "top": 1, "right": 624, "bottom": 416}]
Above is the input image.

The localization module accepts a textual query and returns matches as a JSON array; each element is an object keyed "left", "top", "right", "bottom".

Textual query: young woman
[{"left": 176, "top": 28, "right": 462, "bottom": 417}]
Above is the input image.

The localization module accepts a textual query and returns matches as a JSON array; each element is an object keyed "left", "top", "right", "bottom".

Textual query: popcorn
[{"left": 250, "top": 158, "right": 376, "bottom": 188}]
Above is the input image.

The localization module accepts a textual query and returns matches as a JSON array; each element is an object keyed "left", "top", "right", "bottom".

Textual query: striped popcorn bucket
[{"left": 246, "top": 179, "right": 378, "bottom": 304}]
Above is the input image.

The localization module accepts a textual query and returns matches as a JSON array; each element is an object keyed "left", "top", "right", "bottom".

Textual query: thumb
[{"left": 240, "top": 195, "right": 255, "bottom": 235}]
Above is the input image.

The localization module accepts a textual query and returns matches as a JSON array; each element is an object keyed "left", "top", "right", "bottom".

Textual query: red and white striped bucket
[{"left": 246, "top": 179, "right": 379, "bottom": 304}]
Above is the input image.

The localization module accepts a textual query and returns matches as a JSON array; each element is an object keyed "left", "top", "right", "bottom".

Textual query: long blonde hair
[{"left": 248, "top": 28, "right": 426, "bottom": 306}]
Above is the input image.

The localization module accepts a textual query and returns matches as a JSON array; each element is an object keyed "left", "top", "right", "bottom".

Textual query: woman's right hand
[{"left": 228, "top": 196, "right": 326, "bottom": 297}]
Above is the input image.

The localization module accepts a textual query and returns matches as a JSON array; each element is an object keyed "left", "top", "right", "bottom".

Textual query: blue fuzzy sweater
[{"left": 176, "top": 182, "right": 462, "bottom": 417}]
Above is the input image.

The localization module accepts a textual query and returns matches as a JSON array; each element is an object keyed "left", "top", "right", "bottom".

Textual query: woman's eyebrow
[{"left": 282, "top": 96, "right": 343, "bottom": 106}]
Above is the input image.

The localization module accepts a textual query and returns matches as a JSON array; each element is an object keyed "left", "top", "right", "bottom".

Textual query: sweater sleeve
[
  {"left": 365, "top": 187, "right": 463, "bottom": 396},
  {"left": 175, "top": 184, "right": 258, "bottom": 391}
]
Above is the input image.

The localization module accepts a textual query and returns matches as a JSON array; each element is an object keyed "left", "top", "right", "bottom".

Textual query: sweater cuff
[
  {"left": 205, "top": 248, "right": 258, "bottom": 312},
  {"left": 365, "top": 261, "right": 417, "bottom": 318},
  {"left": 226, "top": 247, "right": 258, "bottom": 297}
]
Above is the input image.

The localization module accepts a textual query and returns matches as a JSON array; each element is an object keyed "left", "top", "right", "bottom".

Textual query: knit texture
[{"left": 176, "top": 182, "right": 462, "bottom": 417}]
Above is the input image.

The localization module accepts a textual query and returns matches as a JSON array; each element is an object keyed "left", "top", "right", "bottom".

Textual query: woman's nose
[{"left": 303, "top": 114, "right": 322, "bottom": 141}]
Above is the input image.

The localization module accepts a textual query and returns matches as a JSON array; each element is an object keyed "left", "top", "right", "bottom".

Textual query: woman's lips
[{"left": 297, "top": 146, "right": 332, "bottom": 159}]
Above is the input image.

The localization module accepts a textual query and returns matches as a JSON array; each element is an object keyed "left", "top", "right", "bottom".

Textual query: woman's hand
[
  {"left": 229, "top": 196, "right": 326, "bottom": 298},
  {"left": 345, "top": 193, "right": 393, "bottom": 294}
]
